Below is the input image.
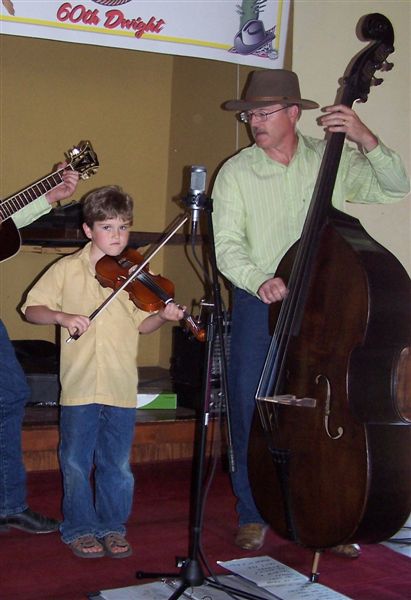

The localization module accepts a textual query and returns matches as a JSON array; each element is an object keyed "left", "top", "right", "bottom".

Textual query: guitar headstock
[
  {"left": 66, "top": 140, "right": 99, "bottom": 180},
  {"left": 342, "top": 13, "right": 394, "bottom": 106}
]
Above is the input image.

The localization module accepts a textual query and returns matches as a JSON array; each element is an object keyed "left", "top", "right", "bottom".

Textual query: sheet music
[
  {"left": 95, "top": 581, "right": 186, "bottom": 599},
  {"left": 266, "top": 581, "right": 352, "bottom": 599},
  {"left": 170, "top": 575, "right": 279, "bottom": 599},
  {"left": 218, "top": 556, "right": 306, "bottom": 587},
  {"left": 95, "top": 557, "right": 352, "bottom": 600},
  {"left": 94, "top": 576, "right": 277, "bottom": 600},
  {"left": 218, "top": 556, "right": 352, "bottom": 599}
]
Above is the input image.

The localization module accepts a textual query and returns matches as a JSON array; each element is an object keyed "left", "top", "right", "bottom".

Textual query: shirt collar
[{"left": 250, "top": 130, "right": 310, "bottom": 175}]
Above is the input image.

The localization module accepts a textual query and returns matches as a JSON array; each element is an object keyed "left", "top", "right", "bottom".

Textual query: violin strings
[{"left": 133, "top": 270, "right": 170, "bottom": 304}]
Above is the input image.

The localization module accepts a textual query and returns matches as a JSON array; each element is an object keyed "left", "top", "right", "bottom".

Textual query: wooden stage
[
  {"left": 22, "top": 367, "right": 216, "bottom": 472},
  {"left": 23, "top": 406, "right": 200, "bottom": 472}
]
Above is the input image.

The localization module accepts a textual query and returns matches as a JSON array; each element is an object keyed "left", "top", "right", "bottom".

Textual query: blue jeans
[
  {"left": 0, "top": 319, "right": 30, "bottom": 516},
  {"left": 59, "top": 404, "right": 136, "bottom": 543},
  {"left": 229, "top": 288, "right": 271, "bottom": 526}
]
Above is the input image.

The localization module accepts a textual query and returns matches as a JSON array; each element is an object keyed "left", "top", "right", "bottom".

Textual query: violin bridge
[{"left": 256, "top": 394, "right": 317, "bottom": 408}]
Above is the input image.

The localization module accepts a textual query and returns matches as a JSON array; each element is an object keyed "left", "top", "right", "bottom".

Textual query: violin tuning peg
[{"left": 371, "top": 76, "right": 384, "bottom": 86}]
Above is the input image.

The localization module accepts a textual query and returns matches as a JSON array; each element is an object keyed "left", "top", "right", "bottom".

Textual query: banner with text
[{"left": 0, "top": 0, "right": 290, "bottom": 69}]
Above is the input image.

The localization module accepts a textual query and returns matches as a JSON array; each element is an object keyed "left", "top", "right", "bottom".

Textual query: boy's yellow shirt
[{"left": 22, "top": 242, "right": 150, "bottom": 408}]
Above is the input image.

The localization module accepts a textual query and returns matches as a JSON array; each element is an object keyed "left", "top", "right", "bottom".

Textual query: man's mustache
[{"left": 252, "top": 127, "right": 266, "bottom": 136}]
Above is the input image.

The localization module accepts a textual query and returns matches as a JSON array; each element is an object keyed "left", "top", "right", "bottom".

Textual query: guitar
[{"left": 0, "top": 140, "right": 99, "bottom": 262}]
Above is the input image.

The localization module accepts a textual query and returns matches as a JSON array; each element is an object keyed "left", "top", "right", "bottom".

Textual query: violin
[{"left": 95, "top": 247, "right": 206, "bottom": 342}]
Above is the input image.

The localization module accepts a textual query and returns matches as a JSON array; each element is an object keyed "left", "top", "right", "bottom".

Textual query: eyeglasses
[{"left": 239, "top": 106, "right": 289, "bottom": 124}]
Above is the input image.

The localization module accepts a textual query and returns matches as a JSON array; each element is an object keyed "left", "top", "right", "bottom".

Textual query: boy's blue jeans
[
  {"left": 229, "top": 288, "right": 271, "bottom": 526},
  {"left": 0, "top": 319, "right": 30, "bottom": 516},
  {"left": 59, "top": 403, "right": 136, "bottom": 543}
]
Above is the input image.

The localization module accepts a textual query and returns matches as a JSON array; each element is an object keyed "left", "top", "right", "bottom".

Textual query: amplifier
[
  {"left": 12, "top": 340, "right": 60, "bottom": 406},
  {"left": 170, "top": 316, "right": 231, "bottom": 411}
]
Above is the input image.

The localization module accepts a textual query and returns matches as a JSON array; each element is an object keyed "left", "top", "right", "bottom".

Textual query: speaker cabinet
[
  {"left": 12, "top": 340, "right": 60, "bottom": 406},
  {"left": 170, "top": 320, "right": 231, "bottom": 412}
]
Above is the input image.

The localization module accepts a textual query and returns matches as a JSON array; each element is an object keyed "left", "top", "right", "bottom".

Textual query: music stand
[{"left": 136, "top": 192, "right": 261, "bottom": 600}]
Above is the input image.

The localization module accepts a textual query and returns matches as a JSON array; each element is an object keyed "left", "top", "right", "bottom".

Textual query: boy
[{"left": 22, "top": 185, "right": 184, "bottom": 558}]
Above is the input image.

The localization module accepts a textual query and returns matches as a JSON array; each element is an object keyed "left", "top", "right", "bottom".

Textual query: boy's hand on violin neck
[
  {"left": 159, "top": 302, "right": 186, "bottom": 322},
  {"left": 139, "top": 302, "right": 186, "bottom": 335}
]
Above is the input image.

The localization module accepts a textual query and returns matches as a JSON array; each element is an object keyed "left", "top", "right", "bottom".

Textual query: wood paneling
[{"left": 22, "top": 419, "right": 197, "bottom": 472}]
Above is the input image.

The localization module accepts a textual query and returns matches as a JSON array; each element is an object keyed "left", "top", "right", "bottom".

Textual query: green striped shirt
[
  {"left": 12, "top": 195, "right": 51, "bottom": 229},
  {"left": 212, "top": 131, "right": 409, "bottom": 296}
]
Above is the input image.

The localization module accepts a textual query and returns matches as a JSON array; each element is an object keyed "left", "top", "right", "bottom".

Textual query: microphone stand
[{"left": 136, "top": 192, "right": 261, "bottom": 600}]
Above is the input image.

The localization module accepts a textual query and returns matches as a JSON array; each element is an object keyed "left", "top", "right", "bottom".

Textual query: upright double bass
[{"left": 248, "top": 13, "right": 411, "bottom": 556}]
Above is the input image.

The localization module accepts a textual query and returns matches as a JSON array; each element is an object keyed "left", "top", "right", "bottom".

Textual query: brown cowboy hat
[{"left": 223, "top": 69, "right": 319, "bottom": 111}]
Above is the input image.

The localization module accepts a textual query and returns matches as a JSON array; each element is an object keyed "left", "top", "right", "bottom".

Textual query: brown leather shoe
[
  {"left": 331, "top": 543, "right": 361, "bottom": 558},
  {"left": 235, "top": 523, "right": 268, "bottom": 551}
]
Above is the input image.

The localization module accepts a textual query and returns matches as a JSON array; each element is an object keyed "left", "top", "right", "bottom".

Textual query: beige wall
[
  {"left": 0, "top": 36, "right": 177, "bottom": 365},
  {"left": 1, "top": 0, "right": 409, "bottom": 368},
  {"left": 293, "top": 1, "right": 410, "bottom": 272}
]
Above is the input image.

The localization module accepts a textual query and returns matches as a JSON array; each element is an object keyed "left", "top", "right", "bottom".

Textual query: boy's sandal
[
  {"left": 69, "top": 534, "right": 105, "bottom": 558},
  {"left": 102, "top": 532, "right": 132, "bottom": 558}
]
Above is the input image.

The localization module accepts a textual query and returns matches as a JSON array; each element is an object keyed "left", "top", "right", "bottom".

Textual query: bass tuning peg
[
  {"left": 381, "top": 60, "right": 394, "bottom": 71},
  {"left": 371, "top": 76, "right": 384, "bottom": 86}
]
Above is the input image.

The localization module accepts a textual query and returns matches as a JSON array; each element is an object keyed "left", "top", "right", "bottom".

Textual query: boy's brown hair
[{"left": 82, "top": 186, "right": 133, "bottom": 228}]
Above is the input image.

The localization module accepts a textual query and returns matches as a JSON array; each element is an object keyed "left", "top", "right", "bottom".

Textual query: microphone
[{"left": 188, "top": 165, "right": 207, "bottom": 237}]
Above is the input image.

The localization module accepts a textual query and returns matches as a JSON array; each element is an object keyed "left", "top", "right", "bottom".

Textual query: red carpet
[{"left": 0, "top": 459, "right": 409, "bottom": 600}]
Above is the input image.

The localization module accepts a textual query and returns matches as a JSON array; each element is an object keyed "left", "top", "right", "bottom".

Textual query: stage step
[
  {"left": 22, "top": 366, "right": 211, "bottom": 471},
  {"left": 22, "top": 407, "right": 199, "bottom": 472}
]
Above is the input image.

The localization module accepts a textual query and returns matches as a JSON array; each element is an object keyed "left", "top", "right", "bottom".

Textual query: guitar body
[{"left": 0, "top": 220, "right": 21, "bottom": 263}]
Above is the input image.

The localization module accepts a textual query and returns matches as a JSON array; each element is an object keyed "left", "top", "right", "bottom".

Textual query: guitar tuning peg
[{"left": 372, "top": 76, "right": 384, "bottom": 86}]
